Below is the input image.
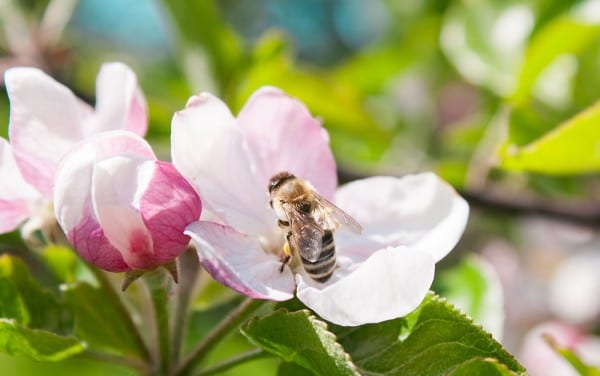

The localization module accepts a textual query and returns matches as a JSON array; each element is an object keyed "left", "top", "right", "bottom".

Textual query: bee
[{"left": 268, "top": 172, "right": 362, "bottom": 282}]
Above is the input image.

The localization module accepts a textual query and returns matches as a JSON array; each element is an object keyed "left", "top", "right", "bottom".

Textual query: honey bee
[{"left": 268, "top": 172, "right": 362, "bottom": 282}]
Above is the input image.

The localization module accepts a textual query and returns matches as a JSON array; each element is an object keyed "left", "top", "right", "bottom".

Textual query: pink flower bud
[{"left": 54, "top": 131, "right": 201, "bottom": 272}]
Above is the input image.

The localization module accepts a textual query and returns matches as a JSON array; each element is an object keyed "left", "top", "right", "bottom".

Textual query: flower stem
[
  {"left": 80, "top": 350, "right": 149, "bottom": 373},
  {"left": 171, "top": 247, "right": 201, "bottom": 364},
  {"left": 198, "top": 349, "right": 267, "bottom": 376},
  {"left": 89, "top": 266, "right": 151, "bottom": 362},
  {"left": 176, "top": 298, "right": 265, "bottom": 376},
  {"left": 144, "top": 269, "right": 171, "bottom": 375}
]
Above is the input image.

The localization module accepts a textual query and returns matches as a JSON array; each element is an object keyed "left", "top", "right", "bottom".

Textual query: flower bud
[{"left": 54, "top": 131, "right": 201, "bottom": 272}]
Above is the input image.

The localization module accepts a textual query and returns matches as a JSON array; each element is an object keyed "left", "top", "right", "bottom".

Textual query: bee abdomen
[{"left": 301, "top": 230, "right": 336, "bottom": 283}]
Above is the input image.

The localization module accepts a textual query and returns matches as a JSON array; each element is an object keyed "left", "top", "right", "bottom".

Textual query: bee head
[{"left": 268, "top": 171, "right": 295, "bottom": 193}]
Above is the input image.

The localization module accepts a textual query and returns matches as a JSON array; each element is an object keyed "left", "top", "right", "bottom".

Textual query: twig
[
  {"left": 176, "top": 298, "right": 265, "bottom": 376},
  {"left": 198, "top": 349, "right": 267, "bottom": 376},
  {"left": 171, "top": 247, "right": 202, "bottom": 364},
  {"left": 460, "top": 188, "right": 600, "bottom": 226},
  {"left": 80, "top": 350, "right": 148, "bottom": 373},
  {"left": 144, "top": 270, "right": 172, "bottom": 375},
  {"left": 88, "top": 267, "right": 152, "bottom": 361}
]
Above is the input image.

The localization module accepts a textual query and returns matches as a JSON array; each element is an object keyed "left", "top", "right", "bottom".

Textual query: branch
[
  {"left": 459, "top": 188, "right": 600, "bottom": 226},
  {"left": 144, "top": 269, "right": 172, "bottom": 375},
  {"left": 198, "top": 349, "right": 267, "bottom": 376},
  {"left": 176, "top": 298, "right": 265, "bottom": 376}
]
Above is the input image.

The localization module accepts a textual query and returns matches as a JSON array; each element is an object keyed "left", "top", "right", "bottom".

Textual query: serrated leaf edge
[
  {"left": 242, "top": 308, "right": 360, "bottom": 376},
  {"left": 425, "top": 293, "right": 526, "bottom": 375},
  {"left": 447, "top": 356, "right": 521, "bottom": 376},
  {"left": 305, "top": 312, "right": 360, "bottom": 376}
]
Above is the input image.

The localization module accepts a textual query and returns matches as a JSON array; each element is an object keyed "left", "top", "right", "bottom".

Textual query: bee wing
[
  {"left": 312, "top": 193, "right": 362, "bottom": 234},
  {"left": 282, "top": 202, "right": 324, "bottom": 263}
]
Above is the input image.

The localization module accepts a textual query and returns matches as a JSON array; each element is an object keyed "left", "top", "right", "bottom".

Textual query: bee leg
[
  {"left": 279, "top": 255, "right": 291, "bottom": 273},
  {"left": 280, "top": 240, "right": 292, "bottom": 273}
]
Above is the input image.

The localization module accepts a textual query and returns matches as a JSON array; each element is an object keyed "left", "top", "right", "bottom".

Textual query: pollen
[
  {"left": 258, "top": 234, "right": 284, "bottom": 256},
  {"left": 283, "top": 242, "right": 292, "bottom": 257}
]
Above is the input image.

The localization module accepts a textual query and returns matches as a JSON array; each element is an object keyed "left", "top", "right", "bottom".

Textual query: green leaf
[
  {"left": 499, "top": 100, "right": 600, "bottom": 174},
  {"left": 241, "top": 309, "right": 358, "bottom": 376},
  {"left": 435, "top": 256, "right": 504, "bottom": 339},
  {"left": 161, "top": 0, "right": 243, "bottom": 88},
  {"left": 331, "top": 293, "right": 524, "bottom": 376},
  {"left": 62, "top": 282, "right": 143, "bottom": 357},
  {"left": 511, "top": 15, "right": 600, "bottom": 105},
  {"left": 277, "top": 362, "right": 315, "bottom": 376},
  {"left": 0, "top": 276, "right": 29, "bottom": 323},
  {"left": 441, "top": 2, "right": 531, "bottom": 96},
  {"left": 504, "top": 103, "right": 568, "bottom": 147},
  {"left": 449, "top": 357, "right": 519, "bottom": 376},
  {"left": 40, "top": 245, "right": 81, "bottom": 284},
  {"left": 544, "top": 334, "right": 600, "bottom": 376},
  {"left": 0, "top": 319, "right": 85, "bottom": 362},
  {"left": 0, "top": 255, "right": 67, "bottom": 332}
]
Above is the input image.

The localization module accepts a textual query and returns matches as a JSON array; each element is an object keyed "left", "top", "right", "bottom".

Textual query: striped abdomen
[{"left": 300, "top": 230, "right": 336, "bottom": 283}]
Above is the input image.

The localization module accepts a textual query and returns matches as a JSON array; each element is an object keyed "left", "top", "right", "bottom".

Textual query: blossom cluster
[{"left": 0, "top": 62, "right": 468, "bottom": 326}]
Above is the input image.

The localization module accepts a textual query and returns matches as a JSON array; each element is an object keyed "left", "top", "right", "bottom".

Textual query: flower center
[
  {"left": 22, "top": 200, "right": 67, "bottom": 247},
  {"left": 258, "top": 230, "right": 301, "bottom": 271},
  {"left": 258, "top": 231, "right": 285, "bottom": 258}
]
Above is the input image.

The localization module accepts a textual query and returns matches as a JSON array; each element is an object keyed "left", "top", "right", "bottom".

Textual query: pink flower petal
[
  {"left": 86, "top": 62, "right": 148, "bottom": 136},
  {"left": 238, "top": 87, "right": 337, "bottom": 199},
  {"left": 185, "top": 221, "right": 295, "bottom": 301},
  {"left": 549, "top": 250, "right": 600, "bottom": 324},
  {"left": 171, "top": 93, "right": 273, "bottom": 234},
  {"left": 0, "top": 138, "right": 41, "bottom": 233},
  {"left": 519, "top": 322, "right": 600, "bottom": 376},
  {"left": 68, "top": 212, "right": 129, "bottom": 272},
  {"left": 139, "top": 161, "right": 201, "bottom": 265},
  {"left": 335, "top": 173, "right": 469, "bottom": 262},
  {"left": 6, "top": 67, "right": 92, "bottom": 196},
  {"left": 91, "top": 157, "right": 155, "bottom": 270},
  {"left": 54, "top": 145, "right": 128, "bottom": 272},
  {"left": 296, "top": 247, "right": 435, "bottom": 326}
]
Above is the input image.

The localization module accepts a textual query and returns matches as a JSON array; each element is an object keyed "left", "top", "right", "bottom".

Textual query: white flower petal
[
  {"left": 335, "top": 173, "right": 469, "bottom": 262},
  {"left": 549, "top": 250, "right": 600, "bottom": 324},
  {"left": 54, "top": 131, "right": 155, "bottom": 238},
  {"left": 91, "top": 156, "right": 155, "bottom": 269},
  {"left": 171, "top": 93, "right": 272, "bottom": 234},
  {"left": 186, "top": 221, "right": 295, "bottom": 301},
  {"left": 171, "top": 93, "right": 236, "bottom": 178},
  {"left": 86, "top": 62, "right": 148, "bottom": 136},
  {"left": 0, "top": 138, "right": 41, "bottom": 233},
  {"left": 296, "top": 247, "right": 434, "bottom": 326},
  {"left": 6, "top": 67, "right": 92, "bottom": 196},
  {"left": 237, "top": 86, "right": 337, "bottom": 199}
]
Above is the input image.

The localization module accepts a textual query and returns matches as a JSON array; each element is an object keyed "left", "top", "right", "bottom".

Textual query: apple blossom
[
  {"left": 0, "top": 138, "right": 43, "bottom": 234},
  {"left": 54, "top": 131, "right": 201, "bottom": 272},
  {"left": 549, "top": 248, "right": 600, "bottom": 325},
  {"left": 171, "top": 86, "right": 469, "bottom": 326},
  {"left": 518, "top": 322, "right": 600, "bottom": 376},
  {"left": 0, "top": 62, "right": 147, "bottom": 237}
]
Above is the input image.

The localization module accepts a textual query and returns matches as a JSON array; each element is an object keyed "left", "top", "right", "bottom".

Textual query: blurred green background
[{"left": 2, "top": 0, "right": 600, "bottom": 374}]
